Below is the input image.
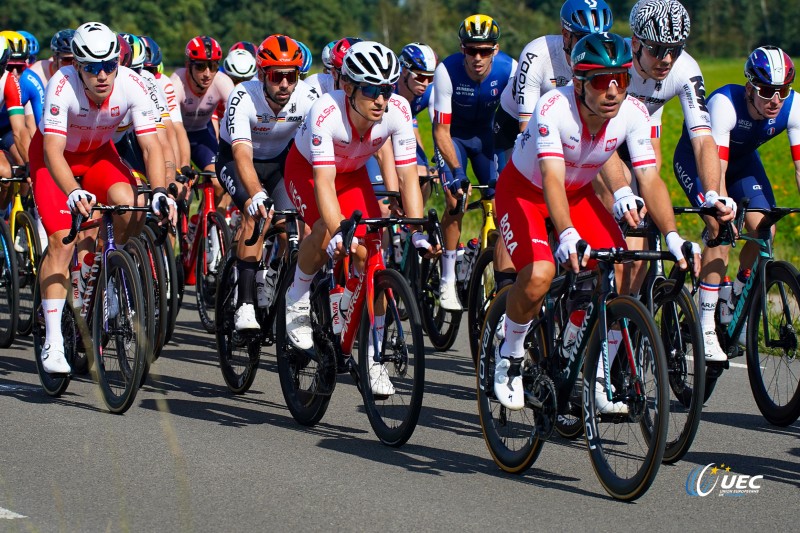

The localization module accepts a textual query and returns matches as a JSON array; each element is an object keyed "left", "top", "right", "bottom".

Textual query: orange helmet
[{"left": 256, "top": 35, "right": 303, "bottom": 70}]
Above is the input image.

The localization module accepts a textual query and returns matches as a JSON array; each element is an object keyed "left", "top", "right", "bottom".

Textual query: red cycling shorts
[
  {"left": 30, "top": 131, "right": 137, "bottom": 235},
  {"left": 284, "top": 144, "right": 381, "bottom": 238},
  {"left": 495, "top": 160, "right": 625, "bottom": 270}
]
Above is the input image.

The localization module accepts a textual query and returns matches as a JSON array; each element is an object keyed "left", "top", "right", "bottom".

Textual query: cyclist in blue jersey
[
  {"left": 674, "top": 46, "right": 800, "bottom": 360},
  {"left": 396, "top": 42, "right": 436, "bottom": 179},
  {"left": 433, "top": 14, "right": 516, "bottom": 310}
]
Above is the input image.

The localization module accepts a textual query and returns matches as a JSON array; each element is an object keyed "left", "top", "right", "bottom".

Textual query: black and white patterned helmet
[
  {"left": 342, "top": 41, "right": 400, "bottom": 86},
  {"left": 71, "top": 22, "right": 120, "bottom": 62},
  {"left": 630, "top": 0, "right": 690, "bottom": 44}
]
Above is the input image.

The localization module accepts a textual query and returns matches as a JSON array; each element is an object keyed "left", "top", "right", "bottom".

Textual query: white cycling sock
[
  {"left": 597, "top": 329, "right": 623, "bottom": 379},
  {"left": 287, "top": 267, "right": 314, "bottom": 303},
  {"left": 368, "top": 314, "right": 386, "bottom": 361},
  {"left": 698, "top": 282, "right": 719, "bottom": 331},
  {"left": 499, "top": 316, "right": 531, "bottom": 359},
  {"left": 43, "top": 298, "right": 66, "bottom": 347},
  {"left": 441, "top": 250, "right": 457, "bottom": 284}
]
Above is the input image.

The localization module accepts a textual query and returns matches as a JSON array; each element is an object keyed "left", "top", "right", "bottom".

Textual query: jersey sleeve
[
  {"left": 388, "top": 95, "right": 417, "bottom": 167},
  {"left": 707, "top": 92, "right": 736, "bottom": 161},
  {"left": 308, "top": 97, "right": 337, "bottom": 167},
  {"left": 225, "top": 86, "right": 256, "bottom": 146},
  {"left": 433, "top": 62, "right": 453, "bottom": 124},
  {"left": 168, "top": 72, "right": 185, "bottom": 117},
  {"left": 160, "top": 76, "right": 183, "bottom": 123},
  {"left": 41, "top": 71, "right": 72, "bottom": 136},
  {"left": 125, "top": 73, "right": 158, "bottom": 137},
  {"left": 534, "top": 92, "right": 566, "bottom": 161},
  {"left": 676, "top": 55, "right": 712, "bottom": 139},
  {"left": 3, "top": 73, "right": 24, "bottom": 116},
  {"left": 787, "top": 95, "right": 800, "bottom": 162},
  {"left": 516, "top": 39, "right": 548, "bottom": 122},
  {"left": 623, "top": 97, "right": 657, "bottom": 169}
]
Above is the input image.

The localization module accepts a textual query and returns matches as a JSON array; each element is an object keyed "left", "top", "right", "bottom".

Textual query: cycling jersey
[
  {"left": 113, "top": 69, "right": 170, "bottom": 143},
  {"left": 169, "top": 68, "right": 234, "bottom": 132},
  {"left": 673, "top": 85, "right": 800, "bottom": 209},
  {"left": 510, "top": 87, "right": 656, "bottom": 191},
  {"left": 303, "top": 72, "right": 334, "bottom": 96},
  {"left": 220, "top": 79, "right": 318, "bottom": 159},
  {"left": 154, "top": 72, "right": 183, "bottom": 124},
  {"left": 0, "top": 71, "right": 24, "bottom": 117},
  {"left": 29, "top": 59, "right": 57, "bottom": 86},
  {"left": 0, "top": 69, "right": 44, "bottom": 141}
]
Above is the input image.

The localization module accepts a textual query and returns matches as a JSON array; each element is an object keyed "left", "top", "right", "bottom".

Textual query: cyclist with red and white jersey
[
  {"left": 217, "top": 34, "right": 318, "bottom": 332},
  {"left": 493, "top": 33, "right": 699, "bottom": 411},
  {"left": 31, "top": 22, "right": 175, "bottom": 374},
  {"left": 29, "top": 29, "right": 75, "bottom": 86},
  {"left": 304, "top": 37, "right": 360, "bottom": 96},
  {"left": 140, "top": 35, "right": 184, "bottom": 165},
  {"left": 282, "top": 41, "right": 439, "bottom": 395}
]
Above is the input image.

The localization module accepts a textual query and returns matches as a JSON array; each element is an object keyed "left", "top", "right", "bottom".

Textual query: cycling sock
[
  {"left": 699, "top": 282, "right": 719, "bottom": 331},
  {"left": 287, "top": 267, "right": 314, "bottom": 303},
  {"left": 368, "top": 314, "right": 386, "bottom": 361},
  {"left": 237, "top": 259, "right": 258, "bottom": 305},
  {"left": 441, "top": 250, "right": 457, "bottom": 284},
  {"left": 733, "top": 268, "right": 751, "bottom": 299},
  {"left": 43, "top": 298, "right": 66, "bottom": 347},
  {"left": 597, "top": 329, "right": 623, "bottom": 378},
  {"left": 499, "top": 316, "right": 531, "bottom": 359},
  {"left": 494, "top": 270, "right": 517, "bottom": 290}
]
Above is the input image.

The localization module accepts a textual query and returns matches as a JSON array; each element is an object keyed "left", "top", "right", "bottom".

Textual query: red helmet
[
  {"left": 185, "top": 35, "right": 222, "bottom": 61},
  {"left": 330, "top": 37, "right": 362, "bottom": 70},
  {"left": 229, "top": 41, "right": 258, "bottom": 57},
  {"left": 118, "top": 34, "right": 132, "bottom": 68},
  {"left": 256, "top": 34, "right": 303, "bottom": 70}
]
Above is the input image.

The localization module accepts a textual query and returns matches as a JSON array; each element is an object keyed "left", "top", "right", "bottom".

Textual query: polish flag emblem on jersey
[
  {"left": 605, "top": 138, "right": 617, "bottom": 152},
  {"left": 111, "top": 106, "right": 120, "bottom": 117}
]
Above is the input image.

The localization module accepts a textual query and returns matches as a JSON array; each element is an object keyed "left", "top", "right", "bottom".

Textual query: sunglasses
[
  {"left": 359, "top": 84, "right": 394, "bottom": 100},
  {"left": 265, "top": 69, "right": 298, "bottom": 84},
  {"left": 78, "top": 59, "right": 119, "bottom": 75},
  {"left": 640, "top": 40, "right": 685, "bottom": 60},
  {"left": 410, "top": 71, "right": 434, "bottom": 83},
  {"left": 576, "top": 71, "right": 631, "bottom": 92},
  {"left": 191, "top": 60, "right": 219, "bottom": 72},
  {"left": 462, "top": 46, "right": 496, "bottom": 58},
  {"left": 751, "top": 82, "right": 792, "bottom": 101}
]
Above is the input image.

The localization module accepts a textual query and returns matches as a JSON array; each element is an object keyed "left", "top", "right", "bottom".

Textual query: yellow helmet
[
  {"left": 458, "top": 14, "right": 500, "bottom": 44},
  {"left": 0, "top": 30, "right": 28, "bottom": 63}
]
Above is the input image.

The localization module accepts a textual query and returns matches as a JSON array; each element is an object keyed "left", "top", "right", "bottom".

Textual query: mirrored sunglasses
[
  {"left": 641, "top": 40, "right": 685, "bottom": 60},
  {"left": 576, "top": 71, "right": 631, "bottom": 91},
  {"left": 79, "top": 59, "right": 119, "bottom": 75},
  {"left": 752, "top": 82, "right": 792, "bottom": 101},
  {"left": 266, "top": 69, "right": 298, "bottom": 84},
  {"left": 191, "top": 60, "right": 219, "bottom": 72},
  {"left": 462, "top": 46, "right": 496, "bottom": 58},
  {"left": 359, "top": 84, "right": 394, "bottom": 100},
  {"left": 410, "top": 71, "right": 434, "bottom": 83}
]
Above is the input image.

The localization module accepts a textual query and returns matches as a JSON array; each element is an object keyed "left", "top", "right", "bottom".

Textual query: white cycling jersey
[
  {"left": 113, "top": 69, "right": 170, "bottom": 142},
  {"left": 154, "top": 71, "right": 183, "bottom": 124},
  {"left": 41, "top": 65, "right": 157, "bottom": 153},
  {"left": 293, "top": 91, "right": 417, "bottom": 173},
  {"left": 29, "top": 59, "right": 56, "bottom": 86},
  {"left": 499, "top": 35, "right": 573, "bottom": 122},
  {"left": 512, "top": 86, "right": 656, "bottom": 191},
  {"left": 169, "top": 67, "right": 234, "bottom": 131},
  {"left": 303, "top": 72, "right": 335, "bottom": 96},
  {"left": 221, "top": 79, "right": 318, "bottom": 159},
  {"left": 627, "top": 49, "right": 711, "bottom": 139}
]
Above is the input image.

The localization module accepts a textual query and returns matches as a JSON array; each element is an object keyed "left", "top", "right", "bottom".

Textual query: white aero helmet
[
  {"left": 71, "top": 22, "right": 120, "bottom": 62},
  {"left": 321, "top": 40, "right": 336, "bottom": 70},
  {"left": 224, "top": 49, "right": 257, "bottom": 79},
  {"left": 342, "top": 41, "right": 400, "bottom": 85},
  {"left": 630, "top": 0, "right": 691, "bottom": 44}
]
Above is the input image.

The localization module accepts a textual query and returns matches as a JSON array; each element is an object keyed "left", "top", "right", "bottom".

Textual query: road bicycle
[
  {"left": 276, "top": 209, "right": 438, "bottom": 446},
  {"left": 0, "top": 215, "right": 18, "bottom": 347}
]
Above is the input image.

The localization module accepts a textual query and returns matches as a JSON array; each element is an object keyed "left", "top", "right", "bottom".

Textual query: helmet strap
[
  {"left": 746, "top": 85, "right": 767, "bottom": 120},
  {"left": 187, "top": 63, "right": 207, "bottom": 93}
]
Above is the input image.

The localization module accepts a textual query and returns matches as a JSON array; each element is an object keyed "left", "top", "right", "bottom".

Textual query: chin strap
[
  {"left": 348, "top": 92, "right": 373, "bottom": 123},
  {"left": 188, "top": 67, "right": 206, "bottom": 93},
  {"left": 747, "top": 90, "right": 767, "bottom": 119}
]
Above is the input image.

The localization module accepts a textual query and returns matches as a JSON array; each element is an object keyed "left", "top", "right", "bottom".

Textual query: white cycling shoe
[
  {"left": 234, "top": 303, "right": 260, "bottom": 332},
  {"left": 703, "top": 330, "right": 727, "bottom": 362},
  {"left": 285, "top": 291, "right": 313, "bottom": 350},
  {"left": 494, "top": 347, "right": 524, "bottom": 410},
  {"left": 368, "top": 361, "right": 395, "bottom": 396},
  {"left": 439, "top": 280, "right": 462, "bottom": 312},
  {"left": 595, "top": 381, "right": 628, "bottom": 415},
  {"left": 42, "top": 343, "right": 71, "bottom": 374}
]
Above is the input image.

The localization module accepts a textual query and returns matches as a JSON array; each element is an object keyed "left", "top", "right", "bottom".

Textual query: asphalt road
[{"left": 1, "top": 291, "right": 798, "bottom": 531}]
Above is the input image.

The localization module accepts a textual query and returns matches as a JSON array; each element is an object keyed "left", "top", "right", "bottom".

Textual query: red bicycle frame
[{"left": 180, "top": 173, "right": 218, "bottom": 285}]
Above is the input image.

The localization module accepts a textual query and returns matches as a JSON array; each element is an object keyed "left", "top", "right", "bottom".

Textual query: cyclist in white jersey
[
  {"left": 623, "top": 0, "right": 734, "bottom": 359},
  {"left": 303, "top": 37, "right": 360, "bottom": 96},
  {"left": 282, "top": 42, "right": 439, "bottom": 395},
  {"left": 29, "top": 29, "right": 75, "bottom": 86},
  {"left": 30, "top": 22, "right": 175, "bottom": 374},
  {"left": 493, "top": 33, "right": 699, "bottom": 411},
  {"left": 217, "top": 35, "right": 318, "bottom": 332}
]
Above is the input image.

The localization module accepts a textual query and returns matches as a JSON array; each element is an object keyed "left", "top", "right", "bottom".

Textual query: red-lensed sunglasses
[
  {"left": 265, "top": 69, "right": 298, "bottom": 84},
  {"left": 576, "top": 71, "right": 632, "bottom": 92},
  {"left": 410, "top": 71, "right": 434, "bottom": 83}
]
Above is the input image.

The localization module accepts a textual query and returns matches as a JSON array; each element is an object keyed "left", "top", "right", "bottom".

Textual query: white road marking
[
  {"left": 0, "top": 507, "right": 26, "bottom": 519},
  {"left": 0, "top": 384, "right": 40, "bottom": 392}
]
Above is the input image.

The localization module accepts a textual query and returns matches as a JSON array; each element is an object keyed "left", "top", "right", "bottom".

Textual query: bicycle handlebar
[{"left": 62, "top": 205, "right": 150, "bottom": 245}]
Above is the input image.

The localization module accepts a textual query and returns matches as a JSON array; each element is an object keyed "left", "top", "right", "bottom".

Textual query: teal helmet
[{"left": 570, "top": 32, "right": 632, "bottom": 72}]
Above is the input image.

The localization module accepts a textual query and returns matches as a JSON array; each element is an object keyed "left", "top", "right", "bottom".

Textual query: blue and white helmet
[
  {"left": 399, "top": 42, "right": 437, "bottom": 75},
  {"left": 560, "top": 0, "right": 613, "bottom": 34},
  {"left": 630, "top": 0, "right": 690, "bottom": 44},
  {"left": 297, "top": 40, "right": 312, "bottom": 75},
  {"left": 745, "top": 46, "right": 796, "bottom": 87},
  {"left": 321, "top": 40, "right": 336, "bottom": 70}
]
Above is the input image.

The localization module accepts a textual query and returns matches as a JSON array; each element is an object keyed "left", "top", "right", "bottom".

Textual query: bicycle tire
[
  {"left": 652, "top": 280, "right": 705, "bottom": 464},
  {"left": 141, "top": 226, "right": 169, "bottom": 360},
  {"left": 476, "top": 287, "right": 546, "bottom": 472},
  {"left": 124, "top": 237, "right": 156, "bottom": 364},
  {"left": 216, "top": 255, "right": 261, "bottom": 394},
  {"left": 14, "top": 210, "right": 41, "bottom": 336},
  {"left": 746, "top": 261, "right": 800, "bottom": 426},
  {"left": 276, "top": 256, "right": 335, "bottom": 426},
  {"left": 583, "top": 295, "right": 668, "bottom": 501},
  {"left": 0, "top": 218, "right": 19, "bottom": 347},
  {"left": 32, "top": 271, "right": 73, "bottom": 396},
  {"left": 157, "top": 228, "right": 180, "bottom": 345},
  {"left": 196, "top": 211, "right": 231, "bottom": 333},
  {"left": 92, "top": 249, "right": 147, "bottom": 414},
  {"left": 467, "top": 247, "right": 495, "bottom": 366},
  {"left": 418, "top": 254, "right": 461, "bottom": 351},
  {"left": 359, "top": 268, "right": 425, "bottom": 447}
]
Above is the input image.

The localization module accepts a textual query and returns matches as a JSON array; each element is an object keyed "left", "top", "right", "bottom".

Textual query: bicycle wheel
[
  {"left": 746, "top": 261, "right": 800, "bottom": 426},
  {"left": 154, "top": 226, "right": 179, "bottom": 346},
  {"left": 196, "top": 212, "right": 231, "bottom": 333},
  {"left": 467, "top": 247, "right": 495, "bottom": 366},
  {"left": 583, "top": 295, "right": 668, "bottom": 501},
  {"left": 276, "top": 257, "right": 336, "bottom": 426},
  {"left": 0, "top": 218, "right": 19, "bottom": 347},
  {"left": 418, "top": 254, "right": 461, "bottom": 351},
  {"left": 32, "top": 274, "right": 74, "bottom": 396},
  {"left": 141, "top": 227, "right": 169, "bottom": 360},
  {"left": 92, "top": 250, "right": 147, "bottom": 414},
  {"left": 476, "top": 288, "right": 548, "bottom": 472},
  {"left": 216, "top": 255, "right": 261, "bottom": 394},
  {"left": 652, "top": 280, "right": 704, "bottom": 464},
  {"left": 359, "top": 268, "right": 425, "bottom": 447},
  {"left": 124, "top": 237, "right": 156, "bottom": 361},
  {"left": 14, "top": 210, "right": 41, "bottom": 336}
]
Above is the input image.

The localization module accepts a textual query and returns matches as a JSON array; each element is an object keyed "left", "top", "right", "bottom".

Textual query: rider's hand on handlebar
[
  {"left": 326, "top": 231, "right": 358, "bottom": 260},
  {"left": 67, "top": 188, "right": 96, "bottom": 217},
  {"left": 556, "top": 227, "right": 589, "bottom": 273},
  {"left": 412, "top": 231, "right": 441, "bottom": 259},
  {"left": 447, "top": 167, "right": 469, "bottom": 197},
  {"left": 665, "top": 231, "right": 702, "bottom": 277},
  {"left": 152, "top": 190, "right": 178, "bottom": 226},
  {"left": 247, "top": 190, "right": 274, "bottom": 220},
  {"left": 703, "top": 190, "right": 736, "bottom": 222},
  {"left": 612, "top": 186, "right": 645, "bottom": 228}
]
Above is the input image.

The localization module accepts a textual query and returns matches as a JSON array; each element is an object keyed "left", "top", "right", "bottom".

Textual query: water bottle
[
  {"left": 258, "top": 261, "right": 279, "bottom": 308},
  {"left": 459, "top": 238, "right": 479, "bottom": 282},
  {"left": 561, "top": 309, "right": 586, "bottom": 359},
  {"left": 454, "top": 243, "right": 466, "bottom": 282},
  {"left": 729, "top": 269, "right": 751, "bottom": 311},
  {"left": 329, "top": 286, "right": 344, "bottom": 334},
  {"left": 719, "top": 276, "right": 733, "bottom": 324},
  {"left": 71, "top": 264, "right": 83, "bottom": 309},
  {"left": 186, "top": 213, "right": 198, "bottom": 244},
  {"left": 392, "top": 231, "right": 403, "bottom": 264},
  {"left": 339, "top": 276, "right": 360, "bottom": 319}
]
